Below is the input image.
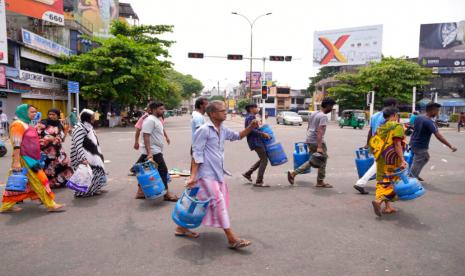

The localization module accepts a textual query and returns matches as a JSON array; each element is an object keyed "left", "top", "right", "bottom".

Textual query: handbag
[{"left": 67, "top": 164, "right": 93, "bottom": 193}]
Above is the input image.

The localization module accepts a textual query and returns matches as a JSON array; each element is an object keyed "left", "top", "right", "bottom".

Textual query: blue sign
[
  {"left": 22, "top": 29, "right": 74, "bottom": 57},
  {"left": 68, "top": 81, "right": 79, "bottom": 94}
]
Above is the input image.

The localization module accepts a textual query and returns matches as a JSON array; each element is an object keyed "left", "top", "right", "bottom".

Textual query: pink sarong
[{"left": 196, "top": 178, "right": 230, "bottom": 229}]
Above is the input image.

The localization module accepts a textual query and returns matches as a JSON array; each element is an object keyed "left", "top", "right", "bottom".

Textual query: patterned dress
[
  {"left": 37, "top": 120, "right": 74, "bottom": 188},
  {"left": 70, "top": 121, "right": 107, "bottom": 197}
]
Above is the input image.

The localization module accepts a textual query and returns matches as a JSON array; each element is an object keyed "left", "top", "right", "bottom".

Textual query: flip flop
[
  {"left": 175, "top": 230, "right": 200, "bottom": 239},
  {"left": 47, "top": 204, "right": 66, "bottom": 213},
  {"left": 287, "top": 171, "right": 295, "bottom": 185},
  {"left": 242, "top": 173, "right": 253, "bottom": 182},
  {"left": 315, "top": 183, "right": 333, "bottom": 188},
  {"left": 382, "top": 208, "right": 397, "bottom": 214},
  {"left": 228, "top": 239, "right": 252, "bottom": 250},
  {"left": 1, "top": 206, "right": 22, "bottom": 213},
  {"left": 164, "top": 195, "right": 179, "bottom": 202},
  {"left": 372, "top": 201, "right": 382, "bottom": 217}
]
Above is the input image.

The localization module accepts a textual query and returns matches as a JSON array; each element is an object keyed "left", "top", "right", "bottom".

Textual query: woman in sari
[
  {"left": 70, "top": 109, "right": 107, "bottom": 197},
  {"left": 37, "top": 109, "right": 74, "bottom": 188},
  {"left": 0, "top": 104, "right": 65, "bottom": 213},
  {"left": 371, "top": 107, "right": 408, "bottom": 217}
]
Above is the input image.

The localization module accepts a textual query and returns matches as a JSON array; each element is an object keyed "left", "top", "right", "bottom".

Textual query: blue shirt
[
  {"left": 192, "top": 121, "right": 240, "bottom": 182},
  {"left": 244, "top": 113, "right": 264, "bottom": 150},
  {"left": 410, "top": 115, "right": 438, "bottom": 150},
  {"left": 370, "top": 111, "right": 385, "bottom": 135},
  {"left": 409, "top": 114, "right": 418, "bottom": 126},
  {"left": 191, "top": 111, "right": 205, "bottom": 142}
]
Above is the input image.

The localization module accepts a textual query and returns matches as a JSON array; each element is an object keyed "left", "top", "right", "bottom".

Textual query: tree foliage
[
  {"left": 48, "top": 21, "right": 175, "bottom": 106},
  {"left": 236, "top": 98, "right": 250, "bottom": 112},
  {"left": 165, "top": 70, "right": 204, "bottom": 99},
  {"left": 328, "top": 57, "right": 433, "bottom": 110},
  {"left": 308, "top": 66, "right": 340, "bottom": 95}
]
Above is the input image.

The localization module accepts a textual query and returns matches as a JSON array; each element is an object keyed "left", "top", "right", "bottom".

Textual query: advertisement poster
[
  {"left": 74, "top": 0, "right": 119, "bottom": 37},
  {"left": 0, "top": 0, "right": 7, "bottom": 64},
  {"left": 313, "top": 25, "right": 383, "bottom": 67},
  {"left": 419, "top": 21, "right": 465, "bottom": 67},
  {"left": 6, "top": 0, "right": 64, "bottom": 26},
  {"left": 245, "top": 72, "right": 272, "bottom": 89}
]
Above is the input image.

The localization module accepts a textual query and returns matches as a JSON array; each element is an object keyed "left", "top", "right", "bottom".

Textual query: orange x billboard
[{"left": 318, "top": 35, "right": 350, "bottom": 65}]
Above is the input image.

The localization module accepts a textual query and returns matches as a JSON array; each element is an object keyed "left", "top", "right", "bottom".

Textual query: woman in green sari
[{"left": 371, "top": 107, "right": 408, "bottom": 217}]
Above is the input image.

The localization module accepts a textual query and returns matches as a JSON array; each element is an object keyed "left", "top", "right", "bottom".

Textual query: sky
[{"left": 126, "top": 0, "right": 465, "bottom": 91}]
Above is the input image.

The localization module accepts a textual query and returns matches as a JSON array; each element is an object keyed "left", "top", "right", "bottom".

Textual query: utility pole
[
  {"left": 369, "top": 91, "right": 375, "bottom": 120},
  {"left": 261, "top": 57, "right": 266, "bottom": 123},
  {"left": 412, "top": 86, "right": 416, "bottom": 113}
]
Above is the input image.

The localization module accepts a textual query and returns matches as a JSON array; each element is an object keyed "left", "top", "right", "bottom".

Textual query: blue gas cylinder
[
  {"left": 393, "top": 170, "right": 425, "bottom": 201},
  {"left": 265, "top": 142, "right": 288, "bottom": 166},
  {"left": 172, "top": 187, "right": 210, "bottom": 229},
  {"left": 355, "top": 148, "right": 375, "bottom": 179},
  {"left": 6, "top": 168, "right": 29, "bottom": 192},
  {"left": 293, "top": 142, "right": 310, "bottom": 173},
  {"left": 258, "top": 124, "right": 276, "bottom": 145},
  {"left": 135, "top": 162, "right": 166, "bottom": 199},
  {"left": 404, "top": 149, "right": 414, "bottom": 168}
]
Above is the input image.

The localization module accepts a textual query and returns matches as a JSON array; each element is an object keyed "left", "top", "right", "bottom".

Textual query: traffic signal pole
[{"left": 262, "top": 57, "right": 266, "bottom": 123}]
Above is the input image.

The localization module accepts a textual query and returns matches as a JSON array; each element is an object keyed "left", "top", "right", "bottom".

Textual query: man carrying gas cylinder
[
  {"left": 175, "top": 101, "right": 258, "bottom": 249},
  {"left": 353, "top": 98, "right": 398, "bottom": 195},
  {"left": 242, "top": 103, "right": 272, "bottom": 187},
  {"left": 287, "top": 97, "right": 336, "bottom": 188}
]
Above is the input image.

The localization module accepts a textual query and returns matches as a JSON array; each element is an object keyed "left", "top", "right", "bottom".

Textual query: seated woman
[
  {"left": 70, "top": 109, "right": 107, "bottom": 197},
  {"left": 1, "top": 104, "right": 65, "bottom": 213},
  {"left": 37, "top": 109, "right": 74, "bottom": 188}
]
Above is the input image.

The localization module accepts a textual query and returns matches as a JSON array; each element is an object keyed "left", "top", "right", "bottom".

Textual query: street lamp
[{"left": 231, "top": 11, "right": 272, "bottom": 99}]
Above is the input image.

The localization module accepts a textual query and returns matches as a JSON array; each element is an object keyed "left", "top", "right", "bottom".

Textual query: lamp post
[{"left": 232, "top": 12, "right": 272, "bottom": 99}]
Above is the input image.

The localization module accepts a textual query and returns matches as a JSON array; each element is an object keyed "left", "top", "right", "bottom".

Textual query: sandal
[
  {"left": 175, "top": 229, "right": 200, "bottom": 239},
  {"left": 228, "top": 239, "right": 252, "bottom": 250},
  {"left": 315, "top": 183, "right": 333, "bottom": 188},
  {"left": 372, "top": 201, "right": 382, "bottom": 217},
  {"left": 242, "top": 173, "right": 253, "bottom": 182},
  {"left": 1, "top": 206, "right": 22, "bottom": 213},
  {"left": 287, "top": 171, "right": 295, "bottom": 185},
  {"left": 253, "top": 182, "right": 270, "bottom": 187},
  {"left": 47, "top": 204, "right": 66, "bottom": 213},
  {"left": 164, "top": 194, "right": 179, "bottom": 202},
  {"left": 382, "top": 208, "right": 397, "bottom": 214}
]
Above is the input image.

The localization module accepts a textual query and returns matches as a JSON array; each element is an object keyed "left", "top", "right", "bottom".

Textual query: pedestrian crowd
[{"left": 1, "top": 97, "right": 458, "bottom": 250}]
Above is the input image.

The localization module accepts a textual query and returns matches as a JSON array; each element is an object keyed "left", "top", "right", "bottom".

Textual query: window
[
  {"left": 265, "top": 96, "right": 275, "bottom": 104},
  {"left": 20, "top": 57, "right": 49, "bottom": 75},
  {"left": 277, "top": 87, "right": 290, "bottom": 94},
  {"left": 296, "top": 98, "right": 305, "bottom": 104}
]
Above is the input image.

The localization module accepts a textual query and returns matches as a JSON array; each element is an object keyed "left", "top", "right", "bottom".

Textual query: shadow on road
[
  {"left": 377, "top": 209, "right": 432, "bottom": 231},
  {"left": 174, "top": 231, "right": 252, "bottom": 265},
  {"left": 1, "top": 203, "right": 54, "bottom": 225},
  {"left": 422, "top": 182, "right": 465, "bottom": 196}
]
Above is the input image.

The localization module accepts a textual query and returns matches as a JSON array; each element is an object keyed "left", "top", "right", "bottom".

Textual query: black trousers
[{"left": 135, "top": 153, "right": 169, "bottom": 189}]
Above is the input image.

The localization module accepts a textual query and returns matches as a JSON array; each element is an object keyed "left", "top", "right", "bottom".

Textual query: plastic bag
[{"left": 66, "top": 164, "right": 93, "bottom": 193}]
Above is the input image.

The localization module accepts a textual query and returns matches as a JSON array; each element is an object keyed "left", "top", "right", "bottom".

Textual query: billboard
[
  {"left": 0, "top": 0, "right": 7, "bottom": 64},
  {"left": 245, "top": 72, "right": 272, "bottom": 89},
  {"left": 74, "top": 0, "right": 119, "bottom": 37},
  {"left": 419, "top": 21, "right": 465, "bottom": 67},
  {"left": 313, "top": 25, "right": 383, "bottom": 67},
  {"left": 5, "top": 0, "right": 64, "bottom": 25}
]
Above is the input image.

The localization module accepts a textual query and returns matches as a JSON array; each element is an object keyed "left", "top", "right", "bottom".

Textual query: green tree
[
  {"left": 236, "top": 98, "right": 251, "bottom": 112},
  {"left": 328, "top": 57, "right": 432, "bottom": 110},
  {"left": 48, "top": 21, "right": 174, "bottom": 106},
  {"left": 165, "top": 70, "right": 204, "bottom": 99},
  {"left": 308, "top": 66, "right": 340, "bottom": 96},
  {"left": 209, "top": 95, "right": 225, "bottom": 101}
]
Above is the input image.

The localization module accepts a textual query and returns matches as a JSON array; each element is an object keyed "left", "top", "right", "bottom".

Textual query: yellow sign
[{"left": 228, "top": 99, "right": 236, "bottom": 109}]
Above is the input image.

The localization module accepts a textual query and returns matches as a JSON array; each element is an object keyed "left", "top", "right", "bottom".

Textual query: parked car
[
  {"left": 297, "top": 110, "right": 312, "bottom": 122},
  {"left": 276, "top": 111, "right": 303, "bottom": 126}
]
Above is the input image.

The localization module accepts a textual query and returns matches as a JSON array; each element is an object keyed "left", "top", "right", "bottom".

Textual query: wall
[{"left": 0, "top": 92, "right": 22, "bottom": 121}]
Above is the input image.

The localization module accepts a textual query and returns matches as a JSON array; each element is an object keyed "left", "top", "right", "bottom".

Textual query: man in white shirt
[
  {"left": 141, "top": 101, "right": 178, "bottom": 201},
  {"left": 191, "top": 98, "right": 208, "bottom": 146}
]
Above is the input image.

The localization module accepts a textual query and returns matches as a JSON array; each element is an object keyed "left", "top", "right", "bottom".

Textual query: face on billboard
[
  {"left": 419, "top": 21, "right": 465, "bottom": 67},
  {"left": 75, "top": 0, "right": 118, "bottom": 37},
  {"left": 5, "top": 0, "right": 64, "bottom": 25},
  {"left": 313, "top": 25, "right": 383, "bottom": 67}
]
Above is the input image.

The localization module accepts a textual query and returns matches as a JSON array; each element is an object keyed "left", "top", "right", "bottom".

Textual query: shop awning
[{"left": 438, "top": 98, "right": 465, "bottom": 107}]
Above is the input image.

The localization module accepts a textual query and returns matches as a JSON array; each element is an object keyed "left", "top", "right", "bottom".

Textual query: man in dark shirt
[
  {"left": 242, "top": 104, "right": 271, "bottom": 187},
  {"left": 410, "top": 102, "right": 457, "bottom": 181},
  {"left": 458, "top": 112, "right": 465, "bottom": 132}
]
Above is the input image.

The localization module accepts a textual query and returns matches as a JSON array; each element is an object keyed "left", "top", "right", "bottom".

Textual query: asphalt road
[{"left": 1, "top": 115, "right": 464, "bottom": 276}]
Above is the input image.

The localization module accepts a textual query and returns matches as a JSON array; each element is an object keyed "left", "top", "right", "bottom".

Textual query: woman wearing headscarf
[
  {"left": 0, "top": 104, "right": 65, "bottom": 212},
  {"left": 70, "top": 109, "right": 107, "bottom": 197},
  {"left": 37, "top": 109, "right": 74, "bottom": 188}
]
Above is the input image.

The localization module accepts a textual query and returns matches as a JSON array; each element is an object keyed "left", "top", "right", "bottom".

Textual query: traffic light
[
  {"left": 261, "top": 85, "right": 268, "bottom": 99},
  {"left": 285, "top": 56, "right": 292, "bottom": 61},
  {"left": 188, "top": 52, "right": 204, "bottom": 58},
  {"left": 269, "top": 56, "right": 284, "bottom": 61},
  {"left": 227, "top": 54, "right": 243, "bottom": 60}
]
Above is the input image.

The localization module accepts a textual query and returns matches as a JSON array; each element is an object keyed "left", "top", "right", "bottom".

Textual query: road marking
[
  {"left": 104, "top": 160, "right": 111, "bottom": 163},
  {"left": 441, "top": 159, "right": 448, "bottom": 163}
]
